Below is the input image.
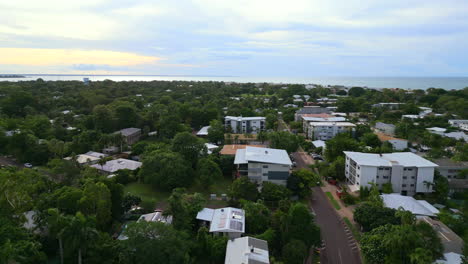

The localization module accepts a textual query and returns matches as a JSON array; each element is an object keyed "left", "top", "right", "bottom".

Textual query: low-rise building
[
  {"left": 306, "top": 122, "right": 356, "bottom": 140},
  {"left": 225, "top": 236, "right": 270, "bottom": 264},
  {"left": 427, "top": 127, "right": 447, "bottom": 135},
  {"left": 372, "top": 103, "right": 404, "bottom": 110},
  {"left": 220, "top": 145, "right": 266, "bottom": 155},
  {"left": 294, "top": 106, "right": 332, "bottom": 121},
  {"left": 448, "top": 120, "right": 468, "bottom": 128},
  {"left": 196, "top": 207, "right": 245, "bottom": 239},
  {"left": 91, "top": 158, "right": 142, "bottom": 174},
  {"left": 448, "top": 179, "right": 468, "bottom": 195},
  {"left": 64, "top": 151, "right": 107, "bottom": 165},
  {"left": 376, "top": 133, "right": 408, "bottom": 151},
  {"left": 114, "top": 128, "right": 141, "bottom": 145},
  {"left": 344, "top": 152, "right": 438, "bottom": 195},
  {"left": 234, "top": 146, "right": 292, "bottom": 185},
  {"left": 138, "top": 210, "right": 173, "bottom": 224},
  {"left": 381, "top": 194, "right": 439, "bottom": 216},
  {"left": 433, "top": 159, "right": 468, "bottom": 180},
  {"left": 225, "top": 116, "right": 265, "bottom": 134},
  {"left": 375, "top": 122, "right": 396, "bottom": 136},
  {"left": 196, "top": 126, "right": 210, "bottom": 137}
]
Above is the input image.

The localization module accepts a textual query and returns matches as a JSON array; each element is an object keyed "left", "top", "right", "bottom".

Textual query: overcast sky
[{"left": 1, "top": 0, "right": 468, "bottom": 76}]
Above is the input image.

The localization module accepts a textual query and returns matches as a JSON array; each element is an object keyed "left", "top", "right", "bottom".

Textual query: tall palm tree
[
  {"left": 47, "top": 208, "right": 67, "bottom": 264},
  {"left": 62, "top": 212, "right": 98, "bottom": 264}
]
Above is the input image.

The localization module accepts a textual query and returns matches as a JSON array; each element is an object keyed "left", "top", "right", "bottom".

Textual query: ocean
[{"left": 2, "top": 75, "right": 468, "bottom": 90}]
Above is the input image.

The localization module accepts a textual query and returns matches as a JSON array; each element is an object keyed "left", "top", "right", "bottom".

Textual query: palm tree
[
  {"left": 62, "top": 212, "right": 98, "bottom": 264},
  {"left": 47, "top": 208, "right": 66, "bottom": 264}
]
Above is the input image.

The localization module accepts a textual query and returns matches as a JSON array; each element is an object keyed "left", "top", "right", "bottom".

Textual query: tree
[
  {"left": 122, "top": 221, "right": 190, "bottom": 264},
  {"left": 381, "top": 183, "right": 393, "bottom": 194},
  {"left": 360, "top": 133, "right": 381, "bottom": 148},
  {"left": 261, "top": 182, "right": 290, "bottom": 203},
  {"left": 92, "top": 105, "right": 115, "bottom": 132},
  {"left": 172, "top": 132, "right": 205, "bottom": 167},
  {"left": 61, "top": 212, "right": 99, "bottom": 264},
  {"left": 229, "top": 176, "right": 259, "bottom": 201},
  {"left": 348, "top": 87, "right": 366, "bottom": 97},
  {"left": 140, "top": 150, "right": 193, "bottom": 190},
  {"left": 282, "top": 239, "right": 307, "bottom": 264},
  {"left": 196, "top": 158, "right": 222, "bottom": 187},
  {"left": 325, "top": 133, "right": 360, "bottom": 162},
  {"left": 354, "top": 203, "right": 400, "bottom": 231},
  {"left": 122, "top": 194, "right": 142, "bottom": 212},
  {"left": 410, "top": 248, "right": 434, "bottom": 264},
  {"left": 286, "top": 203, "right": 321, "bottom": 248},
  {"left": 207, "top": 120, "right": 225, "bottom": 144},
  {"left": 193, "top": 226, "right": 227, "bottom": 263},
  {"left": 240, "top": 200, "right": 271, "bottom": 235},
  {"left": 433, "top": 173, "right": 449, "bottom": 203},
  {"left": 165, "top": 188, "right": 205, "bottom": 231},
  {"left": 79, "top": 182, "right": 112, "bottom": 230},
  {"left": 268, "top": 131, "right": 301, "bottom": 153},
  {"left": 287, "top": 169, "right": 320, "bottom": 198}
]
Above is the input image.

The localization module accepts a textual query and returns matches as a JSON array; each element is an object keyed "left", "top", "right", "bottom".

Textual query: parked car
[
  {"left": 24, "top": 163, "right": 33, "bottom": 168},
  {"left": 292, "top": 161, "right": 297, "bottom": 167}
]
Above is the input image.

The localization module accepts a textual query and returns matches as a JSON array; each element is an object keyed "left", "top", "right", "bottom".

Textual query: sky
[{"left": 1, "top": 0, "right": 468, "bottom": 77}]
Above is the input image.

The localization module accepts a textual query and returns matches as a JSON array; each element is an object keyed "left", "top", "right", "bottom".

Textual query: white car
[{"left": 24, "top": 163, "right": 33, "bottom": 168}]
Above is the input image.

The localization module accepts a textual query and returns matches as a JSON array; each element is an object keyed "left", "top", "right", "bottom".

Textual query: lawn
[
  {"left": 325, "top": 191, "right": 341, "bottom": 210},
  {"left": 123, "top": 176, "right": 233, "bottom": 210},
  {"left": 343, "top": 217, "right": 361, "bottom": 241}
]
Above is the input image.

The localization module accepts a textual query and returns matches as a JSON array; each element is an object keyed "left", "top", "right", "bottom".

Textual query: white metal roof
[
  {"left": 303, "top": 117, "right": 347, "bottom": 122},
  {"left": 138, "top": 211, "right": 173, "bottom": 224},
  {"left": 225, "top": 116, "right": 265, "bottom": 121},
  {"left": 91, "top": 158, "right": 142, "bottom": 173},
  {"left": 427, "top": 127, "right": 447, "bottom": 132},
  {"left": 344, "top": 151, "right": 438, "bottom": 167},
  {"left": 234, "top": 146, "right": 292, "bottom": 165},
  {"left": 434, "top": 252, "right": 462, "bottom": 264},
  {"left": 225, "top": 237, "right": 270, "bottom": 264},
  {"left": 196, "top": 207, "right": 245, "bottom": 233},
  {"left": 308, "top": 122, "right": 356, "bottom": 127},
  {"left": 312, "top": 140, "right": 326, "bottom": 148},
  {"left": 197, "top": 126, "right": 210, "bottom": 136},
  {"left": 381, "top": 194, "right": 439, "bottom": 216}
]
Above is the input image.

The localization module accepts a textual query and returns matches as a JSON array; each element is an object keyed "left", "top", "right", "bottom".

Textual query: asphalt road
[{"left": 310, "top": 187, "right": 361, "bottom": 264}]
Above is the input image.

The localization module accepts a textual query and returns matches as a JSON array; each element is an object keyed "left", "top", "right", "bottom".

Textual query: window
[
  {"left": 262, "top": 165, "right": 268, "bottom": 168},
  {"left": 402, "top": 184, "right": 407, "bottom": 187},
  {"left": 379, "top": 168, "right": 384, "bottom": 170},
  {"left": 403, "top": 176, "right": 407, "bottom": 179},
  {"left": 407, "top": 168, "right": 413, "bottom": 171},
  {"left": 411, "top": 176, "right": 415, "bottom": 179},
  {"left": 263, "top": 173, "right": 268, "bottom": 176},
  {"left": 383, "top": 176, "right": 389, "bottom": 179},
  {"left": 385, "top": 168, "right": 390, "bottom": 170},
  {"left": 410, "top": 184, "right": 415, "bottom": 187},
  {"left": 376, "top": 176, "right": 379, "bottom": 179},
  {"left": 357, "top": 166, "right": 360, "bottom": 169}
]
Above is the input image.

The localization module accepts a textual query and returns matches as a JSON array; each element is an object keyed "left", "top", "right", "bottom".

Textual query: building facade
[
  {"left": 433, "top": 159, "right": 468, "bottom": 180},
  {"left": 375, "top": 122, "right": 396, "bottom": 136},
  {"left": 344, "top": 152, "right": 437, "bottom": 196},
  {"left": 234, "top": 147, "right": 292, "bottom": 185},
  {"left": 306, "top": 122, "right": 356, "bottom": 140},
  {"left": 225, "top": 116, "right": 265, "bottom": 134},
  {"left": 114, "top": 128, "right": 141, "bottom": 145}
]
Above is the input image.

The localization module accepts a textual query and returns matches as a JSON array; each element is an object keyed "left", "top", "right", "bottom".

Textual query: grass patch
[
  {"left": 343, "top": 217, "right": 361, "bottom": 241},
  {"left": 123, "top": 182, "right": 171, "bottom": 210},
  {"left": 189, "top": 176, "right": 232, "bottom": 195},
  {"left": 325, "top": 191, "right": 341, "bottom": 210}
]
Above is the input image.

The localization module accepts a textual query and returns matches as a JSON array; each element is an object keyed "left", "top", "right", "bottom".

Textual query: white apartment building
[
  {"left": 234, "top": 146, "right": 292, "bottom": 185},
  {"left": 225, "top": 116, "right": 266, "bottom": 134},
  {"left": 344, "top": 152, "right": 438, "bottom": 196},
  {"left": 306, "top": 122, "right": 356, "bottom": 140}
]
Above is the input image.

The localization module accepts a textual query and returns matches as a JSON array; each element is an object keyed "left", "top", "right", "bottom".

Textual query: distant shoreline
[{"left": 0, "top": 74, "right": 26, "bottom": 78}]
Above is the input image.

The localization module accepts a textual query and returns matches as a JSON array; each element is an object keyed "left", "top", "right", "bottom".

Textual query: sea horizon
[{"left": 1, "top": 74, "right": 468, "bottom": 90}]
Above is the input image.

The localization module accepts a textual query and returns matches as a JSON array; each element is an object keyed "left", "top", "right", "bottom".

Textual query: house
[
  {"left": 306, "top": 122, "right": 356, "bottom": 140},
  {"left": 294, "top": 106, "right": 331, "bottom": 121},
  {"left": 448, "top": 179, "right": 468, "bottom": 195},
  {"left": 91, "top": 158, "right": 142, "bottom": 174},
  {"left": 444, "top": 132, "right": 468, "bottom": 142},
  {"left": 225, "top": 236, "right": 270, "bottom": 264},
  {"left": 460, "top": 123, "right": 468, "bottom": 132},
  {"left": 205, "top": 143, "right": 218, "bottom": 154},
  {"left": 64, "top": 151, "right": 107, "bottom": 165},
  {"left": 448, "top": 120, "right": 468, "bottom": 128},
  {"left": 301, "top": 115, "right": 347, "bottom": 135},
  {"left": 433, "top": 159, "right": 468, "bottom": 180},
  {"left": 220, "top": 145, "right": 266, "bottom": 155},
  {"left": 114, "top": 128, "right": 141, "bottom": 145},
  {"left": 196, "top": 207, "right": 245, "bottom": 239},
  {"left": 372, "top": 103, "right": 404, "bottom": 110},
  {"left": 197, "top": 126, "right": 210, "bottom": 137},
  {"left": 225, "top": 116, "right": 265, "bottom": 134},
  {"left": 402, "top": 114, "right": 420, "bottom": 120},
  {"left": 381, "top": 194, "right": 439, "bottom": 217},
  {"left": 375, "top": 122, "right": 396, "bottom": 136},
  {"left": 138, "top": 210, "right": 173, "bottom": 224},
  {"left": 344, "top": 152, "right": 438, "bottom": 195},
  {"left": 375, "top": 133, "right": 408, "bottom": 150},
  {"left": 312, "top": 140, "right": 326, "bottom": 149},
  {"left": 435, "top": 252, "right": 462, "bottom": 264},
  {"left": 234, "top": 146, "right": 292, "bottom": 185},
  {"left": 427, "top": 127, "right": 447, "bottom": 135}
]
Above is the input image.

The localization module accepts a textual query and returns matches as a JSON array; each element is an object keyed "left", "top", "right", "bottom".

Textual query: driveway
[{"left": 310, "top": 187, "right": 361, "bottom": 264}]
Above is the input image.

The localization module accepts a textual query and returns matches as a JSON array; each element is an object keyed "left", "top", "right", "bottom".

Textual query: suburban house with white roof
[
  {"left": 225, "top": 236, "right": 270, "bottom": 264},
  {"left": 344, "top": 152, "right": 438, "bottom": 196},
  {"left": 306, "top": 122, "right": 356, "bottom": 140},
  {"left": 114, "top": 128, "right": 141, "bottom": 145},
  {"left": 91, "top": 158, "right": 142, "bottom": 174},
  {"left": 196, "top": 126, "right": 210, "bottom": 137},
  {"left": 64, "top": 151, "right": 108, "bottom": 165},
  {"left": 138, "top": 210, "right": 173, "bottom": 224},
  {"left": 234, "top": 146, "right": 292, "bottom": 185},
  {"left": 225, "top": 116, "right": 265, "bottom": 134},
  {"left": 448, "top": 119, "right": 468, "bottom": 128},
  {"left": 196, "top": 207, "right": 245, "bottom": 239},
  {"left": 381, "top": 194, "right": 439, "bottom": 216}
]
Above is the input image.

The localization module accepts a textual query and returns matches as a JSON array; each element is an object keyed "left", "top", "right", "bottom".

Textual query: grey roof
[
  {"left": 308, "top": 122, "right": 356, "bottom": 127},
  {"left": 114, "top": 128, "right": 141, "bottom": 136},
  {"left": 375, "top": 122, "right": 395, "bottom": 129},
  {"left": 91, "top": 158, "right": 142, "bottom": 173},
  {"left": 312, "top": 140, "right": 326, "bottom": 148},
  {"left": 234, "top": 146, "right": 292, "bottom": 166},
  {"left": 420, "top": 216, "right": 463, "bottom": 255},
  {"left": 344, "top": 151, "right": 438, "bottom": 167},
  {"left": 444, "top": 132, "right": 468, "bottom": 141},
  {"left": 84, "top": 151, "right": 107, "bottom": 158},
  {"left": 225, "top": 237, "right": 270, "bottom": 264},
  {"left": 303, "top": 116, "right": 347, "bottom": 122},
  {"left": 296, "top": 107, "right": 331, "bottom": 115},
  {"left": 381, "top": 194, "right": 439, "bottom": 216},
  {"left": 433, "top": 159, "right": 468, "bottom": 168}
]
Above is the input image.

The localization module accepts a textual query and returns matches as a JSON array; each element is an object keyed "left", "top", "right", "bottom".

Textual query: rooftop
[
  {"left": 196, "top": 207, "right": 245, "bottom": 233},
  {"left": 433, "top": 158, "right": 468, "bottom": 168},
  {"left": 225, "top": 116, "right": 265, "bottom": 121},
  {"left": 375, "top": 132, "right": 407, "bottom": 142},
  {"left": 296, "top": 106, "right": 332, "bottom": 115},
  {"left": 225, "top": 236, "right": 270, "bottom": 264},
  {"left": 91, "top": 158, "right": 142, "bottom": 173},
  {"left": 303, "top": 116, "right": 347, "bottom": 122},
  {"left": 419, "top": 216, "right": 463, "bottom": 254},
  {"left": 115, "top": 127, "right": 141, "bottom": 136},
  {"left": 344, "top": 151, "right": 438, "bottom": 167},
  {"left": 427, "top": 127, "right": 447, "bottom": 133},
  {"left": 312, "top": 140, "right": 326, "bottom": 148},
  {"left": 234, "top": 146, "right": 292, "bottom": 166},
  {"left": 196, "top": 126, "right": 210, "bottom": 136},
  {"left": 138, "top": 210, "right": 173, "bottom": 224},
  {"left": 220, "top": 145, "right": 266, "bottom": 155},
  {"left": 381, "top": 194, "right": 439, "bottom": 217},
  {"left": 308, "top": 122, "right": 356, "bottom": 127},
  {"left": 375, "top": 122, "right": 396, "bottom": 128}
]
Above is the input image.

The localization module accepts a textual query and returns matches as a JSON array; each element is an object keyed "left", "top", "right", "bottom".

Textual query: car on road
[{"left": 24, "top": 163, "right": 33, "bottom": 168}]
